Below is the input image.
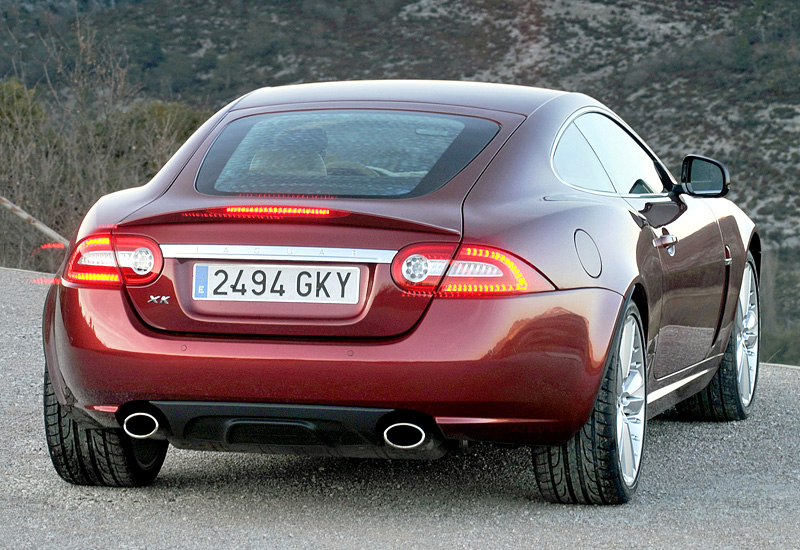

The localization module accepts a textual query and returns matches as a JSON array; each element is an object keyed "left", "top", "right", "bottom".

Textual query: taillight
[
  {"left": 439, "top": 246, "right": 554, "bottom": 297},
  {"left": 391, "top": 243, "right": 554, "bottom": 297},
  {"left": 64, "top": 235, "right": 120, "bottom": 285},
  {"left": 64, "top": 234, "right": 162, "bottom": 286},
  {"left": 114, "top": 236, "right": 163, "bottom": 285},
  {"left": 391, "top": 243, "right": 459, "bottom": 293}
]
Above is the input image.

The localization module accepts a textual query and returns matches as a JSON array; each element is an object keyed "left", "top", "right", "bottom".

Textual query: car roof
[{"left": 231, "top": 80, "right": 568, "bottom": 116}]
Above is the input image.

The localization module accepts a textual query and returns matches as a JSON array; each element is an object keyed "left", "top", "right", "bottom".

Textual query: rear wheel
[
  {"left": 676, "top": 252, "right": 759, "bottom": 421},
  {"left": 533, "top": 300, "right": 646, "bottom": 504},
  {"left": 43, "top": 368, "right": 168, "bottom": 486}
]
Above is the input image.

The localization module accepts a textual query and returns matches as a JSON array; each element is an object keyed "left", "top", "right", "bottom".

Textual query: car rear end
[{"left": 44, "top": 98, "right": 621, "bottom": 459}]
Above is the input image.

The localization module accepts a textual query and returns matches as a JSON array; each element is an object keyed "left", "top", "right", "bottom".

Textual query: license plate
[{"left": 192, "top": 264, "right": 360, "bottom": 304}]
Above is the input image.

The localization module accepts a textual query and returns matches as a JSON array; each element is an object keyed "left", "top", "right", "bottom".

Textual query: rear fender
[{"left": 72, "top": 100, "right": 236, "bottom": 244}]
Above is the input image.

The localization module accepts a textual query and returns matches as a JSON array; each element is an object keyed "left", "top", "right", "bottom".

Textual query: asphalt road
[{"left": 1, "top": 266, "right": 799, "bottom": 549}]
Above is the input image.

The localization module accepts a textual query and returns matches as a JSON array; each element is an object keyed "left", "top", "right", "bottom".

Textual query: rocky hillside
[
  {"left": 4, "top": 0, "right": 796, "bottom": 241},
  {"left": 2, "top": 0, "right": 799, "bottom": 360}
]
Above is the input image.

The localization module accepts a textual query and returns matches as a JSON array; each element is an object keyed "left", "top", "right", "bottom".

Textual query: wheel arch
[
  {"left": 748, "top": 231, "right": 762, "bottom": 279},
  {"left": 630, "top": 282, "right": 649, "bottom": 347}
]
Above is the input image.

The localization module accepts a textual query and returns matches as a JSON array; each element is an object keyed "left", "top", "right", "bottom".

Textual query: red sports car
[{"left": 43, "top": 80, "right": 760, "bottom": 504}]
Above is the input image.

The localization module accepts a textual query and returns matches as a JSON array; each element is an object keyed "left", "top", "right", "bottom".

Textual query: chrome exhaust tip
[
  {"left": 123, "top": 412, "right": 159, "bottom": 439},
  {"left": 383, "top": 423, "right": 427, "bottom": 450}
]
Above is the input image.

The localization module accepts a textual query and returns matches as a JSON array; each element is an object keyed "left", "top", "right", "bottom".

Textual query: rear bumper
[
  {"left": 44, "top": 284, "right": 623, "bottom": 447},
  {"left": 147, "top": 401, "right": 449, "bottom": 459}
]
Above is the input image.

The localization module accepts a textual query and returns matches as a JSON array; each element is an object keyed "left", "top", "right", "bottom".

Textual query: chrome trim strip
[
  {"left": 160, "top": 244, "right": 397, "bottom": 264},
  {"left": 647, "top": 366, "right": 716, "bottom": 404}
]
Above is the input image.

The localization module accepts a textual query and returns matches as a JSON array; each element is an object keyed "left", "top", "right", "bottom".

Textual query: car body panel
[
  {"left": 623, "top": 194, "right": 727, "bottom": 378},
  {"left": 117, "top": 221, "right": 455, "bottom": 337},
  {"left": 44, "top": 281, "right": 622, "bottom": 445}
]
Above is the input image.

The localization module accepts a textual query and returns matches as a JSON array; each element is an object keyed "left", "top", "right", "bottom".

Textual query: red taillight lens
[
  {"left": 64, "top": 234, "right": 162, "bottom": 287},
  {"left": 390, "top": 243, "right": 554, "bottom": 297},
  {"left": 439, "top": 246, "right": 554, "bottom": 297},
  {"left": 391, "top": 243, "right": 459, "bottom": 293},
  {"left": 64, "top": 235, "right": 121, "bottom": 285}
]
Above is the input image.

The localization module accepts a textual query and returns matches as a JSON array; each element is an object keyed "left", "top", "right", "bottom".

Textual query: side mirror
[{"left": 680, "top": 155, "right": 730, "bottom": 197}]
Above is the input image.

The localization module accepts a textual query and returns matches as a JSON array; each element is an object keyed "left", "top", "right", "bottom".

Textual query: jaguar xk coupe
[{"left": 43, "top": 80, "right": 760, "bottom": 504}]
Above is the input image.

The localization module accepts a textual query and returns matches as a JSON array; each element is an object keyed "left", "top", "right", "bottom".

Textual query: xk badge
[{"left": 147, "top": 295, "right": 170, "bottom": 304}]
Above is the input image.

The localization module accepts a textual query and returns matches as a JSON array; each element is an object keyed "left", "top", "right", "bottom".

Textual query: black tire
[
  {"left": 532, "top": 300, "right": 647, "bottom": 505},
  {"left": 43, "top": 368, "right": 168, "bottom": 486},
  {"left": 676, "top": 252, "right": 759, "bottom": 421}
]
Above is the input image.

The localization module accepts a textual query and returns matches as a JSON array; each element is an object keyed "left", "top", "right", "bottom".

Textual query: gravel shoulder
[{"left": 2, "top": 267, "right": 798, "bottom": 549}]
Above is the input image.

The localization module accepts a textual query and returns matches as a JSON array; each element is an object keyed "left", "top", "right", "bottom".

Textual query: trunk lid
[{"left": 117, "top": 206, "right": 460, "bottom": 338}]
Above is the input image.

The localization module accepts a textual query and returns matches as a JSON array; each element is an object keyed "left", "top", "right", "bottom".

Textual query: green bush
[{"left": 0, "top": 78, "right": 46, "bottom": 130}]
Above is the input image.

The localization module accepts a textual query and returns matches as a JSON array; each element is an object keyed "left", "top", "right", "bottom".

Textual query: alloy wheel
[
  {"left": 735, "top": 262, "right": 759, "bottom": 407},
  {"left": 616, "top": 313, "right": 646, "bottom": 487}
]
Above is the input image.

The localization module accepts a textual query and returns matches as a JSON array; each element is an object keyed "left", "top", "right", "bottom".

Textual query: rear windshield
[{"left": 195, "top": 110, "right": 500, "bottom": 198}]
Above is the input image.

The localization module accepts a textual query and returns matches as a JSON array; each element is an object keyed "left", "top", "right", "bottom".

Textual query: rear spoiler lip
[{"left": 116, "top": 207, "right": 461, "bottom": 237}]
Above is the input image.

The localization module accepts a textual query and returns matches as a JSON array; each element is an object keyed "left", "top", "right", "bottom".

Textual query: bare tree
[{"left": 0, "top": 19, "right": 205, "bottom": 272}]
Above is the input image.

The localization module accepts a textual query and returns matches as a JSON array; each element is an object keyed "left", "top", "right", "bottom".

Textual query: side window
[
  {"left": 552, "top": 123, "right": 615, "bottom": 193},
  {"left": 574, "top": 113, "right": 666, "bottom": 195}
]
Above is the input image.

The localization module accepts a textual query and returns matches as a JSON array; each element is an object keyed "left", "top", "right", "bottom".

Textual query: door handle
[{"left": 653, "top": 234, "right": 678, "bottom": 249}]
